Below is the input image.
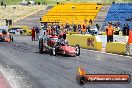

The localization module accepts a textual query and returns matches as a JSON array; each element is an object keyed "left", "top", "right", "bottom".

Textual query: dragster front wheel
[
  {"left": 52, "top": 47, "right": 57, "bottom": 56},
  {"left": 75, "top": 44, "right": 80, "bottom": 56}
]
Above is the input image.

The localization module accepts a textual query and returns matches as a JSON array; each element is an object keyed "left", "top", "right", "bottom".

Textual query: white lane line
[{"left": 82, "top": 49, "right": 132, "bottom": 58}]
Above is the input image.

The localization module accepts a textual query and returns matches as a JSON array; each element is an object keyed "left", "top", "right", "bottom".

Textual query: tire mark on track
[
  {"left": 0, "top": 52, "right": 47, "bottom": 88},
  {"left": 1, "top": 42, "right": 83, "bottom": 88},
  {"left": 2, "top": 41, "right": 131, "bottom": 88},
  {"left": 1, "top": 42, "right": 38, "bottom": 53}
]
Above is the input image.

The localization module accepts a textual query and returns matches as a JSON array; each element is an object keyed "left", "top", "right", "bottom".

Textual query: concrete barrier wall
[
  {"left": 66, "top": 34, "right": 102, "bottom": 51},
  {"left": 114, "top": 35, "right": 128, "bottom": 43},
  {"left": 105, "top": 42, "right": 127, "bottom": 54},
  {"left": 99, "top": 35, "right": 128, "bottom": 48},
  {"left": 67, "top": 31, "right": 79, "bottom": 34},
  {"left": 66, "top": 34, "right": 129, "bottom": 54}
]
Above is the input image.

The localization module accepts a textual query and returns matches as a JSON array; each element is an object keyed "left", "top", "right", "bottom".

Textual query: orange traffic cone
[{"left": 128, "top": 30, "right": 132, "bottom": 44}]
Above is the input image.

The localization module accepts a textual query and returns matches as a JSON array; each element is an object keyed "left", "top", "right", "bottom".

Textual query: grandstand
[
  {"left": 41, "top": 3, "right": 102, "bottom": 25},
  {"left": 103, "top": 3, "right": 132, "bottom": 30}
]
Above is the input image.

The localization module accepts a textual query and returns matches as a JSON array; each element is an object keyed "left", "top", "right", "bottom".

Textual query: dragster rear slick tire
[
  {"left": 39, "top": 38, "right": 43, "bottom": 54},
  {"left": 9, "top": 35, "right": 13, "bottom": 42},
  {"left": 11, "top": 37, "right": 13, "bottom": 42}
]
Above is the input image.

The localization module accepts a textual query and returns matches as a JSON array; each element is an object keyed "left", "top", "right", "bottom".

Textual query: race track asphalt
[{"left": 0, "top": 35, "right": 131, "bottom": 88}]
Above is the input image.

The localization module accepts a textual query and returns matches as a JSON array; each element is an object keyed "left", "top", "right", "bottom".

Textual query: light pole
[{"left": 13, "top": 6, "right": 16, "bottom": 25}]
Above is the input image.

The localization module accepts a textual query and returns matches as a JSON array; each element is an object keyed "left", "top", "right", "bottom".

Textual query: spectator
[
  {"left": 39, "top": 18, "right": 42, "bottom": 21},
  {"left": 126, "top": 24, "right": 130, "bottom": 36},
  {"left": 28, "top": 1, "right": 31, "bottom": 5},
  {"left": 1, "top": 1, "right": 6, "bottom": 8},
  {"left": 31, "top": 27, "right": 35, "bottom": 41},
  {"left": 86, "top": 25, "right": 91, "bottom": 33},
  {"left": 69, "top": 26, "right": 72, "bottom": 31},
  {"left": 5, "top": 19, "right": 8, "bottom": 26},
  {"left": 65, "top": 23, "right": 70, "bottom": 31},
  {"left": 55, "top": 23, "right": 60, "bottom": 35},
  {"left": 41, "top": 23, "right": 47, "bottom": 36},
  {"left": 37, "top": 2, "right": 41, "bottom": 5},
  {"left": 78, "top": 24, "right": 81, "bottom": 32},
  {"left": 57, "top": 2, "right": 59, "bottom": 5},
  {"left": 126, "top": 18, "right": 132, "bottom": 22},
  {"left": 43, "top": 23, "right": 47, "bottom": 32},
  {"left": 96, "top": 6, "right": 98, "bottom": 10},
  {"left": 51, "top": 23, "right": 54, "bottom": 30},
  {"left": 34, "top": 2, "right": 37, "bottom": 5},
  {"left": 115, "top": 20, "right": 120, "bottom": 26},
  {"left": 91, "top": 26, "right": 99, "bottom": 35},
  {"left": 81, "top": 20, "right": 87, "bottom": 34},
  {"left": 122, "top": 24, "right": 127, "bottom": 35},
  {"left": 9, "top": 19, "right": 12, "bottom": 26},
  {"left": 2, "top": 29, "right": 7, "bottom": 35},
  {"left": 61, "top": 3, "right": 64, "bottom": 5},
  {"left": 89, "top": 19, "right": 92, "bottom": 24},
  {"left": 73, "top": 24, "right": 77, "bottom": 32},
  {"left": 96, "top": 24, "right": 100, "bottom": 31},
  {"left": 47, "top": 26, "right": 51, "bottom": 35},
  {"left": 35, "top": 26, "right": 40, "bottom": 40},
  {"left": 106, "top": 22, "right": 114, "bottom": 42},
  {"left": 1, "top": 1, "right": 3, "bottom": 6},
  {"left": 42, "top": 2, "right": 45, "bottom": 5},
  {"left": 122, "top": 24, "right": 130, "bottom": 36},
  {"left": 114, "top": 25, "right": 120, "bottom": 35}
]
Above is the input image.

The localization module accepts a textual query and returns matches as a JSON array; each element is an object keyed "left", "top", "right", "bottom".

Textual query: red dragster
[
  {"left": 39, "top": 34, "right": 80, "bottom": 56},
  {"left": 0, "top": 29, "right": 13, "bottom": 42}
]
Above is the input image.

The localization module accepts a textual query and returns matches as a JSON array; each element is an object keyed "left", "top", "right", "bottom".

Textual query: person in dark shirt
[
  {"left": 1, "top": 1, "right": 3, "bottom": 6},
  {"left": 87, "top": 25, "right": 91, "bottom": 33},
  {"left": 57, "top": 2, "right": 59, "bottom": 5},
  {"left": 78, "top": 24, "right": 81, "bottom": 32},
  {"left": 1, "top": 1, "right": 6, "bottom": 8},
  {"left": 122, "top": 24, "right": 128, "bottom": 36},
  {"left": 89, "top": 19, "right": 92, "bottom": 24},
  {"left": 9, "top": 19, "right": 12, "bottom": 26},
  {"left": 73, "top": 24, "right": 77, "bottom": 32},
  {"left": 96, "top": 24, "right": 100, "bottom": 31},
  {"left": 5, "top": 19, "right": 8, "bottom": 26},
  {"left": 65, "top": 23, "right": 70, "bottom": 31},
  {"left": 37, "top": 2, "right": 41, "bottom": 5},
  {"left": 126, "top": 24, "right": 130, "bottom": 36},
  {"left": 35, "top": 26, "right": 40, "bottom": 40},
  {"left": 55, "top": 24, "right": 60, "bottom": 35}
]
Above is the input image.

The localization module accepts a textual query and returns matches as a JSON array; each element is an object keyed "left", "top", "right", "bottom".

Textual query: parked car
[{"left": 8, "top": 26, "right": 31, "bottom": 36}]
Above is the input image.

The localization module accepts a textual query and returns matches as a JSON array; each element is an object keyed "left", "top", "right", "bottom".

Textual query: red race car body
[
  {"left": 39, "top": 34, "right": 80, "bottom": 56},
  {"left": 57, "top": 45, "right": 77, "bottom": 56}
]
